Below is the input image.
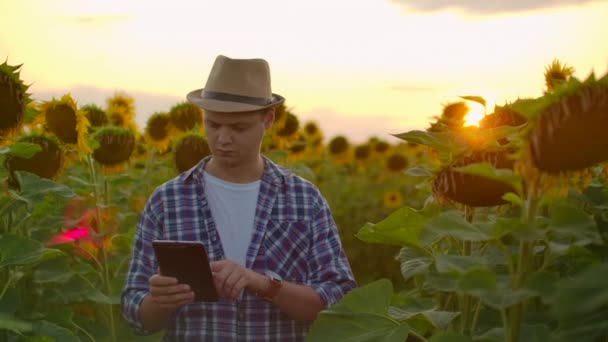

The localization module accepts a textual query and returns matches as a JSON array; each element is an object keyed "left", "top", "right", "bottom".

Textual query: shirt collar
[{"left": 181, "top": 155, "right": 288, "bottom": 186}]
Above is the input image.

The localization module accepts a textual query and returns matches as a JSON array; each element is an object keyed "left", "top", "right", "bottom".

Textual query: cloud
[{"left": 389, "top": 0, "right": 607, "bottom": 14}]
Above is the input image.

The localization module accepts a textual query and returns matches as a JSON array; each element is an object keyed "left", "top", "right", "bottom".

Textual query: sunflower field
[{"left": 1, "top": 58, "right": 607, "bottom": 342}]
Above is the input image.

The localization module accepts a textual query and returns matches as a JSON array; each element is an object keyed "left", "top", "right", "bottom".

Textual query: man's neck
[{"left": 205, "top": 155, "right": 265, "bottom": 183}]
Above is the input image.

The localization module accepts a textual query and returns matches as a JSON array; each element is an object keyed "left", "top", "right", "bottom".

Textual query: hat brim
[{"left": 187, "top": 88, "right": 285, "bottom": 113}]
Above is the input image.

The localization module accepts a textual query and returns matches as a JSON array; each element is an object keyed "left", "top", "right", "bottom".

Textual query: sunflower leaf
[
  {"left": 459, "top": 95, "right": 486, "bottom": 108},
  {"left": 454, "top": 162, "right": 523, "bottom": 196},
  {"left": 2, "top": 142, "right": 42, "bottom": 159}
]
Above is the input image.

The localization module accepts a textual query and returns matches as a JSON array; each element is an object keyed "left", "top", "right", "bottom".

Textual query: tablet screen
[{"left": 152, "top": 240, "right": 218, "bottom": 302}]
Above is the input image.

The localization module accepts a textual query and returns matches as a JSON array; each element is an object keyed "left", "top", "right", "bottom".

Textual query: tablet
[{"left": 152, "top": 240, "right": 218, "bottom": 302}]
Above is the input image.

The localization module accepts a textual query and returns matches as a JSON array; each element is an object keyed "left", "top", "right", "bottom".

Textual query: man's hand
[
  {"left": 148, "top": 269, "right": 195, "bottom": 310},
  {"left": 210, "top": 260, "right": 262, "bottom": 300}
]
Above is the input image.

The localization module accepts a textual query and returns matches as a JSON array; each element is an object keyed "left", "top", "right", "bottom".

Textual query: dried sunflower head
[
  {"left": 174, "top": 132, "right": 210, "bottom": 173},
  {"left": 91, "top": 126, "right": 135, "bottom": 169},
  {"left": 386, "top": 153, "right": 408, "bottom": 172},
  {"left": 81, "top": 104, "right": 108, "bottom": 131},
  {"left": 169, "top": 102, "right": 203, "bottom": 133},
  {"left": 524, "top": 72, "right": 608, "bottom": 173},
  {"left": 144, "top": 112, "right": 172, "bottom": 153},
  {"left": 5, "top": 133, "right": 63, "bottom": 189},
  {"left": 0, "top": 60, "right": 30, "bottom": 142},
  {"left": 432, "top": 150, "right": 515, "bottom": 207}
]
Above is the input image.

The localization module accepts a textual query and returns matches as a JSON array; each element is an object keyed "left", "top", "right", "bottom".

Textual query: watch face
[{"left": 265, "top": 270, "right": 282, "bottom": 281}]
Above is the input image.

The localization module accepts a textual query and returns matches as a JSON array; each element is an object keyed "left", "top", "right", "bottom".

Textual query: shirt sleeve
[
  {"left": 307, "top": 193, "right": 357, "bottom": 307},
  {"left": 121, "top": 191, "right": 163, "bottom": 335}
]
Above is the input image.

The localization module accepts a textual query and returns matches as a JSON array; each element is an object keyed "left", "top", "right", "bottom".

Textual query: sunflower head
[
  {"left": 37, "top": 94, "right": 91, "bottom": 155},
  {"left": 354, "top": 144, "right": 371, "bottom": 162},
  {"left": 277, "top": 112, "right": 299, "bottom": 138},
  {"left": 5, "top": 133, "right": 63, "bottom": 189},
  {"left": 91, "top": 126, "right": 135, "bottom": 168},
  {"left": 144, "top": 112, "right": 172, "bottom": 153},
  {"left": 373, "top": 140, "right": 390, "bottom": 154},
  {"left": 386, "top": 153, "right": 408, "bottom": 172},
  {"left": 0, "top": 60, "right": 30, "bottom": 141},
  {"left": 432, "top": 150, "right": 515, "bottom": 207},
  {"left": 528, "top": 74, "right": 608, "bottom": 173},
  {"left": 169, "top": 102, "right": 203, "bottom": 132},
  {"left": 427, "top": 102, "right": 468, "bottom": 132},
  {"left": 174, "top": 131, "right": 211, "bottom": 173},
  {"left": 107, "top": 93, "right": 135, "bottom": 127},
  {"left": 383, "top": 191, "right": 403, "bottom": 209},
  {"left": 273, "top": 102, "right": 287, "bottom": 127},
  {"left": 544, "top": 59, "right": 574, "bottom": 93},
  {"left": 81, "top": 104, "right": 108, "bottom": 130},
  {"left": 328, "top": 136, "right": 350, "bottom": 155}
]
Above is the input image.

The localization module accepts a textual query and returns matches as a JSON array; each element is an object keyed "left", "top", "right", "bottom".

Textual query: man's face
[{"left": 203, "top": 109, "right": 273, "bottom": 168}]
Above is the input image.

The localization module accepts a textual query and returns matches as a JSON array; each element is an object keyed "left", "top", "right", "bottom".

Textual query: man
[{"left": 121, "top": 55, "right": 356, "bottom": 341}]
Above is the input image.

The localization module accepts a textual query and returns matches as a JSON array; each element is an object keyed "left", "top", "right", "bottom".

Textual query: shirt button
[{"left": 211, "top": 235, "right": 217, "bottom": 242}]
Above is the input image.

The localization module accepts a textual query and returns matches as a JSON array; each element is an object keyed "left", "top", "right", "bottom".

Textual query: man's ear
[{"left": 263, "top": 107, "right": 275, "bottom": 129}]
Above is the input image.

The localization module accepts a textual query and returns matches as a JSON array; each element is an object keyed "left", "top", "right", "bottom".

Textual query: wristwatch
[{"left": 257, "top": 270, "right": 282, "bottom": 301}]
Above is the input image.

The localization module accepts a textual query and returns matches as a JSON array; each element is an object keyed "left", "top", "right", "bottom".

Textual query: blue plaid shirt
[{"left": 121, "top": 156, "right": 356, "bottom": 341}]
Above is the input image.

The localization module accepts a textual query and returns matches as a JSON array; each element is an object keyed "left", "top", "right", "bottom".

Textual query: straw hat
[{"left": 187, "top": 55, "right": 285, "bottom": 113}]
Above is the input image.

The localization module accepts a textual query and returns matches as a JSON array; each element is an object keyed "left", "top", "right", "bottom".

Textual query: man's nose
[{"left": 217, "top": 127, "right": 232, "bottom": 144}]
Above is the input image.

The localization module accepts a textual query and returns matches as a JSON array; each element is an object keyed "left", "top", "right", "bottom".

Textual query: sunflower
[
  {"left": 328, "top": 135, "right": 350, "bottom": 164},
  {"left": 383, "top": 191, "right": 404, "bottom": 209},
  {"left": 432, "top": 150, "right": 515, "bottom": 207},
  {"left": 277, "top": 111, "right": 300, "bottom": 141},
  {"left": 427, "top": 102, "right": 468, "bottom": 132},
  {"left": 354, "top": 144, "right": 371, "bottom": 163},
  {"left": 169, "top": 102, "right": 203, "bottom": 133},
  {"left": 81, "top": 104, "right": 108, "bottom": 131},
  {"left": 373, "top": 140, "right": 390, "bottom": 155},
  {"left": 144, "top": 112, "right": 172, "bottom": 153},
  {"left": 34, "top": 94, "right": 91, "bottom": 156},
  {"left": 287, "top": 136, "right": 307, "bottom": 161},
  {"left": 174, "top": 131, "right": 211, "bottom": 173},
  {"left": 0, "top": 60, "right": 30, "bottom": 143},
  {"left": 386, "top": 153, "right": 408, "bottom": 172},
  {"left": 273, "top": 102, "right": 287, "bottom": 128},
  {"left": 91, "top": 126, "right": 135, "bottom": 173},
  {"left": 544, "top": 59, "right": 574, "bottom": 93},
  {"left": 5, "top": 133, "right": 63, "bottom": 189},
  {"left": 107, "top": 93, "right": 135, "bottom": 127},
  {"left": 524, "top": 71, "right": 608, "bottom": 174},
  {"left": 300, "top": 121, "right": 323, "bottom": 151}
]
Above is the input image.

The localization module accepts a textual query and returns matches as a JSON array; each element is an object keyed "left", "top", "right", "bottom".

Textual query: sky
[{"left": 1, "top": 0, "right": 607, "bottom": 143}]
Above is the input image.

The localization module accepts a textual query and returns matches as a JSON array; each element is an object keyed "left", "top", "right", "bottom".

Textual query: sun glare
[{"left": 463, "top": 101, "right": 486, "bottom": 127}]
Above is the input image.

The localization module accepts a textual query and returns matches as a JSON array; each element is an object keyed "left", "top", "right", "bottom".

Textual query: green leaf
[
  {"left": 552, "top": 262, "right": 608, "bottom": 319},
  {"left": 421, "top": 311, "right": 460, "bottom": 330},
  {"left": 307, "top": 313, "right": 410, "bottom": 342},
  {"left": 424, "top": 271, "right": 459, "bottom": 292},
  {"left": 309, "top": 280, "right": 409, "bottom": 342},
  {"left": 502, "top": 192, "right": 523, "bottom": 207},
  {"left": 549, "top": 203, "right": 601, "bottom": 245},
  {"left": 330, "top": 279, "right": 393, "bottom": 315},
  {"left": 0, "top": 234, "right": 44, "bottom": 268},
  {"left": 420, "top": 211, "right": 492, "bottom": 245},
  {"left": 457, "top": 267, "right": 497, "bottom": 292},
  {"left": 12, "top": 172, "right": 76, "bottom": 209},
  {"left": 404, "top": 167, "right": 433, "bottom": 177},
  {"left": 31, "top": 320, "right": 79, "bottom": 342},
  {"left": 435, "top": 255, "right": 489, "bottom": 274},
  {"left": 24, "top": 106, "right": 40, "bottom": 123},
  {"left": 2, "top": 142, "right": 42, "bottom": 158},
  {"left": 33, "top": 257, "right": 74, "bottom": 284},
  {"left": 0, "top": 313, "right": 32, "bottom": 333},
  {"left": 427, "top": 332, "right": 473, "bottom": 342},
  {"left": 391, "top": 130, "right": 468, "bottom": 161},
  {"left": 511, "top": 97, "right": 552, "bottom": 121},
  {"left": 454, "top": 162, "right": 523, "bottom": 196},
  {"left": 474, "top": 288, "right": 536, "bottom": 310},
  {"left": 525, "top": 272, "right": 558, "bottom": 304},
  {"left": 86, "top": 288, "right": 121, "bottom": 304},
  {"left": 397, "top": 247, "right": 433, "bottom": 281},
  {"left": 357, "top": 206, "right": 437, "bottom": 248}
]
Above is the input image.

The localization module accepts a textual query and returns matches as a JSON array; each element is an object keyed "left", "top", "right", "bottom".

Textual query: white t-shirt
[{"left": 203, "top": 171, "right": 260, "bottom": 266}]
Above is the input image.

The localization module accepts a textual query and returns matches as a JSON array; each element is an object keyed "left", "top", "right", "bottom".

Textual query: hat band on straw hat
[{"left": 202, "top": 90, "right": 272, "bottom": 106}]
